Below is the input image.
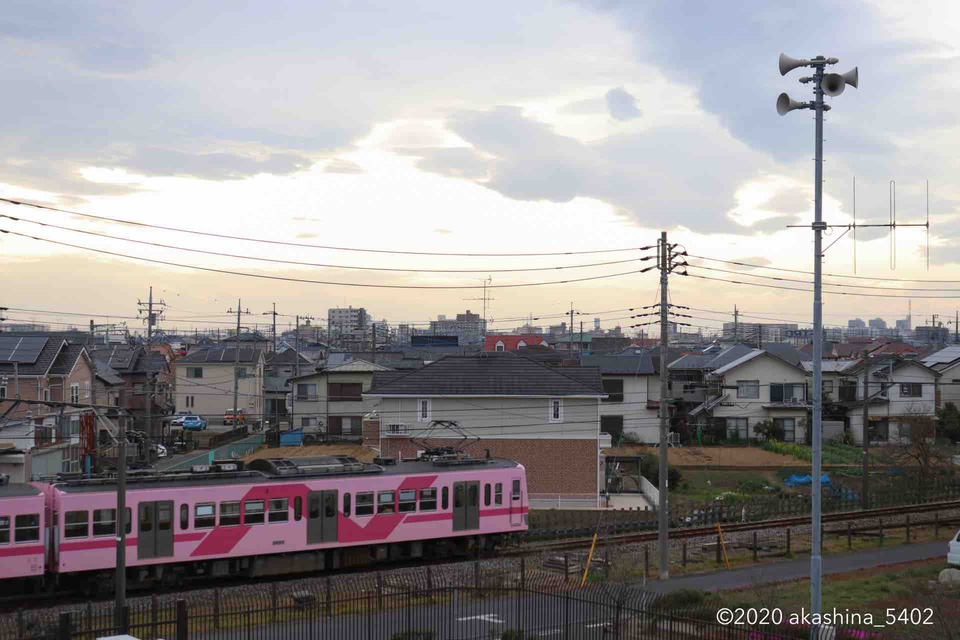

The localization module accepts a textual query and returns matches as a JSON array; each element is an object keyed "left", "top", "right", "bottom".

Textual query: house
[
  {"left": 690, "top": 349, "right": 810, "bottom": 443},
  {"left": 364, "top": 353, "right": 607, "bottom": 507},
  {"left": 840, "top": 356, "right": 939, "bottom": 445},
  {"left": 219, "top": 331, "right": 273, "bottom": 352},
  {"left": 483, "top": 335, "right": 550, "bottom": 352},
  {"left": 174, "top": 347, "right": 265, "bottom": 424},
  {"left": 287, "top": 359, "right": 391, "bottom": 438},
  {"left": 92, "top": 345, "right": 172, "bottom": 435},
  {"left": 921, "top": 345, "right": 960, "bottom": 408},
  {"left": 581, "top": 354, "right": 660, "bottom": 444},
  {"left": 263, "top": 349, "right": 312, "bottom": 427}
]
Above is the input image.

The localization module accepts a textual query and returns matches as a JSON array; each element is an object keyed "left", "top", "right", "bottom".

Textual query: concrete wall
[
  {"left": 175, "top": 361, "right": 264, "bottom": 421},
  {"left": 598, "top": 375, "right": 658, "bottom": 443}
]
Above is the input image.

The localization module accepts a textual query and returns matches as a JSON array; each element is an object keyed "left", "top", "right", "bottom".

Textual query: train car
[
  {"left": 0, "top": 483, "right": 47, "bottom": 582},
  {"left": 48, "top": 456, "right": 528, "bottom": 589}
]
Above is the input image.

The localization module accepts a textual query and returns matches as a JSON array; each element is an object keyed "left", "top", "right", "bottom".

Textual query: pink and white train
[{"left": 0, "top": 456, "right": 529, "bottom": 590}]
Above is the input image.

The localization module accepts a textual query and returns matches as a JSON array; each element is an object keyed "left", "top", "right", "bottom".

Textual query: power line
[
  {"left": 0, "top": 227, "right": 657, "bottom": 290},
  {"left": 687, "top": 253, "right": 960, "bottom": 284},
  {"left": 687, "top": 263, "right": 960, "bottom": 293},
  {"left": 0, "top": 212, "right": 655, "bottom": 274},
  {"left": 0, "top": 196, "right": 649, "bottom": 257},
  {"left": 680, "top": 271, "right": 960, "bottom": 299}
]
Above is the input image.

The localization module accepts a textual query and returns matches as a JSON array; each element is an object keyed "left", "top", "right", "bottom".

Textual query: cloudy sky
[{"left": 2, "top": 1, "right": 959, "bottom": 336}]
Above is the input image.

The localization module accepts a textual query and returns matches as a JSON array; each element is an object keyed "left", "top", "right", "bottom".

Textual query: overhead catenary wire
[
  {"left": 687, "top": 253, "right": 957, "bottom": 284},
  {"left": 686, "top": 263, "right": 960, "bottom": 293},
  {"left": 0, "top": 196, "right": 650, "bottom": 257},
  {"left": 680, "top": 271, "right": 960, "bottom": 300}
]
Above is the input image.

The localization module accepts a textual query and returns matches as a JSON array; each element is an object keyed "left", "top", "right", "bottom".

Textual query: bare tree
[{"left": 889, "top": 406, "right": 953, "bottom": 499}]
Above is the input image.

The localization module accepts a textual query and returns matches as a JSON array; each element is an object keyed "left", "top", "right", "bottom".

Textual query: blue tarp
[
  {"left": 784, "top": 473, "right": 832, "bottom": 487},
  {"left": 279, "top": 428, "right": 304, "bottom": 447}
]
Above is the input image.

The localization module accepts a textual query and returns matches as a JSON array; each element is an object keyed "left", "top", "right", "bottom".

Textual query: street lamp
[{"left": 777, "top": 53, "right": 858, "bottom": 635}]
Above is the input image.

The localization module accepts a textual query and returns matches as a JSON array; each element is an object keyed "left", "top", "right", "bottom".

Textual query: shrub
[
  {"left": 763, "top": 440, "right": 811, "bottom": 461},
  {"left": 752, "top": 419, "right": 784, "bottom": 442},
  {"left": 638, "top": 453, "right": 683, "bottom": 487},
  {"left": 654, "top": 588, "right": 708, "bottom": 611}
]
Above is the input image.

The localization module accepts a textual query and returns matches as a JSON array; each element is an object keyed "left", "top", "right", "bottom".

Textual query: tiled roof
[
  {"left": 93, "top": 360, "right": 125, "bottom": 386},
  {"left": 48, "top": 344, "right": 87, "bottom": 376},
  {"left": 266, "top": 350, "right": 311, "bottom": 366},
  {"left": 179, "top": 347, "right": 262, "bottom": 364},
  {"left": 367, "top": 353, "right": 603, "bottom": 397},
  {"left": 326, "top": 359, "right": 391, "bottom": 373},
  {"left": 581, "top": 355, "right": 655, "bottom": 376},
  {"left": 0, "top": 338, "right": 67, "bottom": 377}
]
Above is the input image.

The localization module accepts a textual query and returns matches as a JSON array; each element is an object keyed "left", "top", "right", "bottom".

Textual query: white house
[{"left": 581, "top": 354, "right": 659, "bottom": 444}]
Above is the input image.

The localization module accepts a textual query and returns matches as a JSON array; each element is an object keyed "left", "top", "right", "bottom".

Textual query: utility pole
[
  {"left": 733, "top": 305, "right": 739, "bottom": 343},
  {"left": 226, "top": 300, "right": 249, "bottom": 428},
  {"left": 657, "top": 230, "right": 670, "bottom": 580},
  {"left": 861, "top": 356, "right": 871, "bottom": 509},
  {"left": 137, "top": 287, "right": 165, "bottom": 438},
  {"left": 262, "top": 303, "right": 279, "bottom": 352},
  {"left": 115, "top": 408, "right": 127, "bottom": 628},
  {"left": 579, "top": 321, "right": 584, "bottom": 357}
]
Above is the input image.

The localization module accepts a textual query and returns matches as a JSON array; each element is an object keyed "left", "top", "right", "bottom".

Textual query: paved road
[{"left": 643, "top": 539, "right": 949, "bottom": 594}]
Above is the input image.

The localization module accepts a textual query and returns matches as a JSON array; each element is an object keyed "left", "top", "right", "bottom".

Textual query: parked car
[
  {"left": 949, "top": 530, "right": 960, "bottom": 567},
  {"left": 171, "top": 411, "right": 192, "bottom": 427},
  {"left": 182, "top": 416, "right": 208, "bottom": 431},
  {"left": 223, "top": 409, "right": 245, "bottom": 426}
]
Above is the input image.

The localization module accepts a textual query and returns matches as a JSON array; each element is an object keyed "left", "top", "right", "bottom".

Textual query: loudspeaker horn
[
  {"left": 821, "top": 67, "right": 858, "bottom": 97},
  {"left": 840, "top": 67, "right": 858, "bottom": 89},
  {"left": 777, "top": 93, "right": 806, "bottom": 116},
  {"left": 779, "top": 53, "right": 810, "bottom": 76}
]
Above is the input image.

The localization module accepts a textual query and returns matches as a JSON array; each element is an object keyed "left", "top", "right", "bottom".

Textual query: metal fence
[{"left": 14, "top": 585, "right": 881, "bottom": 640}]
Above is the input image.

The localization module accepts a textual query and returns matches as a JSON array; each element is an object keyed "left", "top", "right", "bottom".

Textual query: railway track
[{"left": 4, "top": 499, "right": 958, "bottom": 613}]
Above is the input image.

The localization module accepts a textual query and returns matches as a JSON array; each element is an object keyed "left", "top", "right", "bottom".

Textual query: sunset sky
[{"left": 2, "top": 1, "right": 959, "bottom": 336}]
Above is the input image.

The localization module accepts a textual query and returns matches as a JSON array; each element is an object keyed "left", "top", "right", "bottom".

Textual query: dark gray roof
[
  {"left": 48, "top": 344, "right": 87, "bottom": 376},
  {"left": 93, "top": 360, "right": 125, "bottom": 386},
  {"left": 93, "top": 346, "right": 140, "bottom": 373},
  {"left": 0, "top": 483, "right": 42, "bottom": 497},
  {"left": 0, "top": 338, "right": 67, "bottom": 376},
  {"left": 266, "top": 350, "right": 311, "bottom": 366},
  {"left": 581, "top": 355, "right": 655, "bottom": 376},
  {"left": 327, "top": 351, "right": 423, "bottom": 370},
  {"left": 756, "top": 342, "right": 809, "bottom": 366},
  {"left": 367, "top": 353, "right": 604, "bottom": 397},
  {"left": 136, "top": 352, "right": 169, "bottom": 375},
  {"left": 180, "top": 347, "right": 262, "bottom": 364}
]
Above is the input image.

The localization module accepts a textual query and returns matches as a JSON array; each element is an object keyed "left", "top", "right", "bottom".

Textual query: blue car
[{"left": 181, "top": 415, "right": 207, "bottom": 431}]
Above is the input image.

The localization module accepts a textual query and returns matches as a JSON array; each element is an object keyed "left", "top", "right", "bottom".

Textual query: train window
[
  {"left": 495, "top": 483, "right": 503, "bottom": 506},
  {"left": 15, "top": 514, "right": 39, "bottom": 543},
  {"left": 399, "top": 490, "right": 417, "bottom": 513},
  {"left": 269, "top": 499, "right": 289, "bottom": 523},
  {"left": 94, "top": 509, "right": 117, "bottom": 536},
  {"left": 343, "top": 493, "right": 351, "bottom": 518},
  {"left": 378, "top": 491, "right": 396, "bottom": 515},
  {"left": 484, "top": 484, "right": 491, "bottom": 507},
  {"left": 220, "top": 501, "right": 241, "bottom": 527},
  {"left": 158, "top": 503, "right": 173, "bottom": 532},
  {"left": 294, "top": 496, "right": 303, "bottom": 521},
  {"left": 139, "top": 508, "right": 153, "bottom": 534},
  {"left": 194, "top": 503, "right": 215, "bottom": 528},
  {"left": 512, "top": 480, "right": 521, "bottom": 501},
  {"left": 179, "top": 504, "right": 189, "bottom": 530},
  {"left": 0, "top": 516, "right": 9, "bottom": 544},
  {"left": 308, "top": 496, "right": 320, "bottom": 519},
  {"left": 441, "top": 487, "right": 449, "bottom": 510},
  {"left": 356, "top": 493, "right": 374, "bottom": 516},
  {"left": 419, "top": 488, "right": 437, "bottom": 511},
  {"left": 125, "top": 508, "right": 132, "bottom": 534},
  {"left": 65, "top": 511, "right": 89, "bottom": 539},
  {"left": 243, "top": 500, "right": 265, "bottom": 525}
]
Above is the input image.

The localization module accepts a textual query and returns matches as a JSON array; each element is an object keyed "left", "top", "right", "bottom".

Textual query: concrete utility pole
[
  {"left": 226, "top": 300, "right": 248, "bottom": 427},
  {"left": 658, "top": 230, "right": 670, "bottom": 580},
  {"left": 733, "top": 305, "right": 739, "bottom": 343},
  {"left": 137, "top": 287, "right": 165, "bottom": 439},
  {"left": 115, "top": 408, "right": 127, "bottom": 627},
  {"left": 262, "top": 303, "right": 278, "bottom": 352}
]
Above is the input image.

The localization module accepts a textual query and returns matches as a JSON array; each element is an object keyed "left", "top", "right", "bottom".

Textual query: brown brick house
[{"left": 364, "top": 352, "right": 608, "bottom": 507}]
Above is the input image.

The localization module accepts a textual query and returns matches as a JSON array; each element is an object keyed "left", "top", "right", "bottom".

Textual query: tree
[
  {"left": 752, "top": 419, "right": 784, "bottom": 442},
  {"left": 890, "top": 408, "right": 952, "bottom": 498},
  {"left": 937, "top": 402, "right": 960, "bottom": 443}
]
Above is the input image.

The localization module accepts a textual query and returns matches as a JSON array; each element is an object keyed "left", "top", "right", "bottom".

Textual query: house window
[
  {"left": 900, "top": 383, "right": 923, "bottom": 398},
  {"left": 301, "top": 417, "right": 316, "bottom": 428},
  {"left": 495, "top": 341, "right": 505, "bottom": 352},
  {"left": 821, "top": 380, "right": 834, "bottom": 397},
  {"left": 770, "top": 384, "right": 805, "bottom": 403},
  {"left": 296, "top": 383, "right": 317, "bottom": 401},
  {"left": 328, "top": 383, "right": 363, "bottom": 401},
  {"left": 417, "top": 399, "right": 432, "bottom": 422},
  {"left": 64, "top": 511, "right": 89, "bottom": 538},
  {"left": 0, "top": 386, "right": 5, "bottom": 400},
  {"left": 419, "top": 488, "right": 437, "bottom": 511},
  {"left": 839, "top": 379, "right": 858, "bottom": 402},
  {"left": 774, "top": 418, "right": 796, "bottom": 442},
  {"left": 726, "top": 418, "right": 748, "bottom": 441},
  {"left": 93, "top": 509, "right": 117, "bottom": 536},
  {"left": 236, "top": 367, "right": 247, "bottom": 379},
  {"left": 736, "top": 381, "right": 759, "bottom": 399},
  {"left": 549, "top": 398, "right": 563, "bottom": 423},
  {"left": 83, "top": 381, "right": 90, "bottom": 399},
  {"left": 386, "top": 423, "right": 408, "bottom": 436},
  {"left": 70, "top": 383, "right": 80, "bottom": 404},
  {"left": 185, "top": 396, "right": 195, "bottom": 409},
  {"left": 600, "top": 415, "right": 624, "bottom": 441},
  {"left": 602, "top": 379, "right": 624, "bottom": 403},
  {"left": 186, "top": 367, "right": 203, "bottom": 379},
  {"left": 868, "top": 418, "right": 890, "bottom": 443}
]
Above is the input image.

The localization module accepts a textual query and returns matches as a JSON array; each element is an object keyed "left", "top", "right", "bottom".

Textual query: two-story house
[
  {"left": 92, "top": 345, "right": 172, "bottom": 435},
  {"left": 841, "top": 356, "right": 940, "bottom": 444},
  {"left": 287, "top": 359, "right": 390, "bottom": 438},
  {"left": 364, "top": 353, "right": 607, "bottom": 507},
  {"left": 581, "top": 354, "right": 659, "bottom": 444},
  {"left": 921, "top": 345, "right": 960, "bottom": 408},
  {"left": 174, "top": 347, "right": 265, "bottom": 424},
  {"left": 691, "top": 349, "right": 810, "bottom": 442},
  {"left": 263, "top": 349, "right": 312, "bottom": 427}
]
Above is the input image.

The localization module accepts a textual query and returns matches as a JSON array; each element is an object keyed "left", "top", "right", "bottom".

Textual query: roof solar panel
[{"left": 0, "top": 336, "right": 48, "bottom": 363}]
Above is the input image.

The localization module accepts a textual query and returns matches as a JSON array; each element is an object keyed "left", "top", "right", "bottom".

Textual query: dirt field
[
  {"left": 243, "top": 443, "right": 378, "bottom": 463},
  {"left": 604, "top": 444, "right": 806, "bottom": 468}
]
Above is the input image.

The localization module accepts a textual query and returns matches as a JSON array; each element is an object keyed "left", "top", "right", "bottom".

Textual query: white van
[{"left": 948, "top": 530, "right": 960, "bottom": 567}]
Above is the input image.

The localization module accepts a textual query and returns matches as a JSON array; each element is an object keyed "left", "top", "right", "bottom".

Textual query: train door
[
  {"left": 137, "top": 501, "right": 174, "bottom": 560},
  {"left": 453, "top": 481, "right": 479, "bottom": 532},
  {"left": 509, "top": 478, "right": 523, "bottom": 526},
  {"left": 307, "top": 490, "right": 338, "bottom": 544}
]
